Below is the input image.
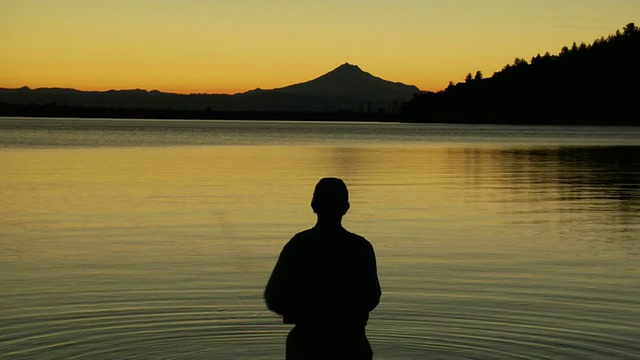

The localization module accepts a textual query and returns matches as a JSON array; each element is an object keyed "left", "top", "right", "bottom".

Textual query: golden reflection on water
[{"left": 1, "top": 142, "right": 639, "bottom": 359}]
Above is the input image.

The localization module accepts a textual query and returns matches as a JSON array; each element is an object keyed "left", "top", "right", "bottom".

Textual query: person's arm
[
  {"left": 264, "top": 240, "right": 300, "bottom": 323},
  {"left": 364, "top": 242, "right": 382, "bottom": 313}
]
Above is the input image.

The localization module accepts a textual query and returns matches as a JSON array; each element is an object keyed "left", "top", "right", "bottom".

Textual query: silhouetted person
[{"left": 265, "top": 178, "right": 381, "bottom": 359}]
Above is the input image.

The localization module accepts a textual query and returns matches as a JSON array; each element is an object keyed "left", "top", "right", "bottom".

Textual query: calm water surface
[{"left": 1, "top": 118, "right": 639, "bottom": 359}]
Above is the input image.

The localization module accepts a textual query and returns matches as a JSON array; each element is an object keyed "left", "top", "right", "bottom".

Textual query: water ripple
[{"left": 0, "top": 293, "right": 286, "bottom": 359}]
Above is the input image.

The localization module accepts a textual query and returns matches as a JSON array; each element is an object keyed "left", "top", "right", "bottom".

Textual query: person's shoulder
[
  {"left": 286, "top": 228, "right": 315, "bottom": 246},
  {"left": 343, "top": 229, "right": 373, "bottom": 248},
  {"left": 292, "top": 228, "right": 316, "bottom": 239}
]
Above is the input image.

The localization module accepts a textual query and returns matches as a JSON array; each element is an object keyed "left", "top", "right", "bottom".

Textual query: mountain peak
[
  {"left": 325, "top": 63, "right": 365, "bottom": 78},
  {"left": 263, "top": 63, "right": 420, "bottom": 104},
  {"left": 335, "top": 62, "right": 361, "bottom": 71},
  {"left": 236, "top": 63, "right": 421, "bottom": 111}
]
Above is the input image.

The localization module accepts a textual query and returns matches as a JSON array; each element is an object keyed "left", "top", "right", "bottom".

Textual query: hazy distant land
[{"left": 1, "top": 24, "right": 638, "bottom": 125}]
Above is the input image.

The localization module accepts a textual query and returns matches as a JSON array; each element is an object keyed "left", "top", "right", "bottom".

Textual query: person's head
[{"left": 311, "top": 177, "right": 350, "bottom": 219}]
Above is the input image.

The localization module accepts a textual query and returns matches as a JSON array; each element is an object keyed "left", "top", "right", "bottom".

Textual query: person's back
[{"left": 265, "top": 178, "right": 381, "bottom": 359}]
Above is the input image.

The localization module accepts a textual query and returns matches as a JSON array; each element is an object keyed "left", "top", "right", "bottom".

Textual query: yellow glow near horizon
[{"left": 1, "top": 1, "right": 637, "bottom": 94}]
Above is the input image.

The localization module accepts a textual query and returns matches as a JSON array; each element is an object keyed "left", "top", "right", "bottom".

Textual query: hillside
[
  {"left": 261, "top": 63, "right": 419, "bottom": 103},
  {"left": 401, "top": 23, "right": 640, "bottom": 125},
  {"left": 0, "top": 64, "right": 420, "bottom": 115}
]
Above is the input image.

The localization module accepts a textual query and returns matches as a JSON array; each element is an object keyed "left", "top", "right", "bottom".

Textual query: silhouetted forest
[{"left": 401, "top": 23, "right": 640, "bottom": 125}]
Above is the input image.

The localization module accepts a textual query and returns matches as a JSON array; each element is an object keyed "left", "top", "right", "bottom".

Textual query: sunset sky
[{"left": 1, "top": 1, "right": 637, "bottom": 94}]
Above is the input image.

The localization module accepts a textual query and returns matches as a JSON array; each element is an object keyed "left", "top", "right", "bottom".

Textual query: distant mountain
[
  {"left": 0, "top": 63, "right": 421, "bottom": 114},
  {"left": 245, "top": 63, "right": 419, "bottom": 103}
]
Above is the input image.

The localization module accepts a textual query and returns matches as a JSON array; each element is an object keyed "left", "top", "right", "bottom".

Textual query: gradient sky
[{"left": 1, "top": 0, "right": 638, "bottom": 94}]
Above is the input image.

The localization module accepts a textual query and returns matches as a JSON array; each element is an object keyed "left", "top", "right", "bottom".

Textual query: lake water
[{"left": 1, "top": 118, "right": 639, "bottom": 359}]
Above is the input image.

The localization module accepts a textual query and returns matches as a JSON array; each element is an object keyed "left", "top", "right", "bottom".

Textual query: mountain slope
[
  {"left": 235, "top": 63, "right": 420, "bottom": 112},
  {"left": 0, "top": 64, "right": 421, "bottom": 114},
  {"left": 270, "top": 63, "right": 418, "bottom": 100}
]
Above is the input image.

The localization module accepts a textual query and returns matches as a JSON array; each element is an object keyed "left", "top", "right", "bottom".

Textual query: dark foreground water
[{"left": 1, "top": 118, "right": 639, "bottom": 359}]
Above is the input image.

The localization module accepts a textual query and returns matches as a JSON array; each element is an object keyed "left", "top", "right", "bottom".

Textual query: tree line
[{"left": 401, "top": 23, "right": 640, "bottom": 125}]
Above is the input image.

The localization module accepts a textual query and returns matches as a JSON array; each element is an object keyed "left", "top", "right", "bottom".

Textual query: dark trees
[{"left": 401, "top": 23, "right": 640, "bottom": 125}]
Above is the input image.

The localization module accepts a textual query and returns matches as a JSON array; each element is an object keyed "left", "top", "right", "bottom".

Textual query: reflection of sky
[
  {"left": 2, "top": 142, "right": 638, "bottom": 245},
  {"left": 2, "top": 119, "right": 640, "bottom": 148},
  {"left": 1, "top": 134, "right": 638, "bottom": 358}
]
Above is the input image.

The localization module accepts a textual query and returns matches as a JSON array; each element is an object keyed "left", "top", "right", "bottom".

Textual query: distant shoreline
[
  {"left": 1, "top": 103, "right": 638, "bottom": 126},
  {"left": 0, "top": 102, "right": 399, "bottom": 123}
]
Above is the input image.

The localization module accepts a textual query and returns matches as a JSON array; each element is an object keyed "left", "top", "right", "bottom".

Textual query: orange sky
[{"left": 1, "top": 1, "right": 637, "bottom": 94}]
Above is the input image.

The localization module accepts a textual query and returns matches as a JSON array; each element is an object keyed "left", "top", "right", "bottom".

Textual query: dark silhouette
[
  {"left": 0, "top": 63, "right": 418, "bottom": 115},
  {"left": 0, "top": 102, "right": 399, "bottom": 122},
  {"left": 402, "top": 23, "right": 640, "bottom": 125},
  {"left": 5, "top": 26, "right": 637, "bottom": 125},
  {"left": 264, "top": 178, "right": 381, "bottom": 359}
]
